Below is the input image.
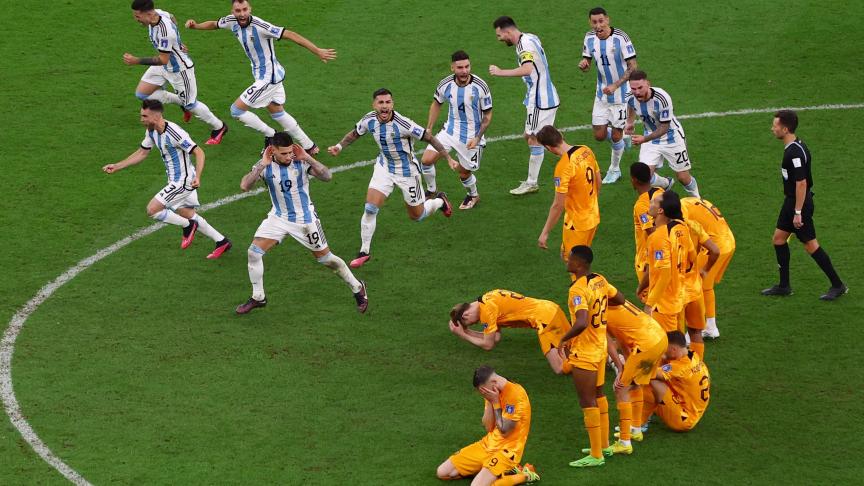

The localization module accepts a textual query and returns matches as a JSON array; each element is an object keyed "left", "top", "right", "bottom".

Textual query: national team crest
[
  {"left": 654, "top": 250, "right": 664, "bottom": 260},
  {"left": 505, "top": 404, "right": 515, "bottom": 414},
  {"left": 640, "top": 213, "right": 649, "bottom": 224},
  {"left": 554, "top": 177, "right": 561, "bottom": 187},
  {"left": 572, "top": 296, "right": 582, "bottom": 306}
]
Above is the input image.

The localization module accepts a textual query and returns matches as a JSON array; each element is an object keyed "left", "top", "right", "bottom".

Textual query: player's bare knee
[{"left": 436, "top": 461, "right": 458, "bottom": 480}]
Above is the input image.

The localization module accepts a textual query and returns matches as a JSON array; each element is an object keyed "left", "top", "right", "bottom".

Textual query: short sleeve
[
  {"left": 169, "top": 127, "right": 197, "bottom": 154},
  {"left": 141, "top": 132, "right": 154, "bottom": 150},
  {"left": 255, "top": 19, "right": 285, "bottom": 40},
  {"left": 217, "top": 16, "right": 236, "bottom": 29},
  {"left": 402, "top": 116, "right": 426, "bottom": 141},
  {"left": 622, "top": 36, "right": 636, "bottom": 60},
  {"left": 569, "top": 286, "right": 590, "bottom": 314},
  {"left": 433, "top": 83, "right": 446, "bottom": 104},
  {"left": 479, "top": 302, "right": 499, "bottom": 333},
  {"left": 554, "top": 158, "right": 572, "bottom": 194},
  {"left": 501, "top": 388, "right": 528, "bottom": 422},
  {"left": 154, "top": 28, "right": 174, "bottom": 53},
  {"left": 658, "top": 98, "right": 674, "bottom": 123},
  {"left": 355, "top": 117, "right": 371, "bottom": 136},
  {"left": 518, "top": 45, "right": 537, "bottom": 65},
  {"left": 480, "top": 91, "right": 493, "bottom": 111},
  {"left": 786, "top": 147, "right": 807, "bottom": 181},
  {"left": 605, "top": 280, "right": 619, "bottom": 299},
  {"left": 651, "top": 235, "right": 671, "bottom": 270},
  {"left": 581, "top": 36, "right": 591, "bottom": 59}
]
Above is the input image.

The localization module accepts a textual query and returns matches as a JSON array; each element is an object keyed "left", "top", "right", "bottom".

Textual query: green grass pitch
[{"left": 1, "top": 0, "right": 862, "bottom": 484}]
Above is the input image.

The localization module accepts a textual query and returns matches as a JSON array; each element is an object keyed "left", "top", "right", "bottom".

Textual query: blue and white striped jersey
[
  {"left": 355, "top": 111, "right": 426, "bottom": 177},
  {"left": 141, "top": 122, "right": 198, "bottom": 186},
  {"left": 582, "top": 28, "right": 636, "bottom": 104},
  {"left": 626, "top": 87, "right": 686, "bottom": 145},
  {"left": 217, "top": 15, "right": 286, "bottom": 84},
  {"left": 257, "top": 160, "right": 317, "bottom": 224},
  {"left": 149, "top": 9, "right": 193, "bottom": 73},
  {"left": 434, "top": 74, "right": 493, "bottom": 144},
  {"left": 515, "top": 33, "right": 559, "bottom": 109}
]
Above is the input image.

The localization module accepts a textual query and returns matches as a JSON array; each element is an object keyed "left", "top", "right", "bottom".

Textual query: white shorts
[
  {"left": 154, "top": 182, "right": 200, "bottom": 210},
  {"left": 254, "top": 213, "right": 328, "bottom": 251},
  {"left": 422, "top": 130, "right": 484, "bottom": 171},
  {"left": 368, "top": 161, "right": 425, "bottom": 206},
  {"left": 638, "top": 140, "right": 692, "bottom": 172},
  {"left": 592, "top": 97, "right": 627, "bottom": 129},
  {"left": 525, "top": 106, "right": 557, "bottom": 135},
  {"left": 141, "top": 66, "right": 198, "bottom": 107},
  {"left": 240, "top": 79, "right": 286, "bottom": 109}
]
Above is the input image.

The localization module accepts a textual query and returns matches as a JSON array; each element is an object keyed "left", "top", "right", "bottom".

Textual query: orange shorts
[
  {"left": 568, "top": 355, "right": 606, "bottom": 387},
  {"left": 536, "top": 307, "right": 571, "bottom": 355},
  {"left": 652, "top": 310, "right": 679, "bottom": 332},
  {"left": 449, "top": 440, "right": 519, "bottom": 477},
  {"left": 619, "top": 336, "right": 667, "bottom": 386},
  {"left": 655, "top": 388, "right": 702, "bottom": 432},
  {"left": 682, "top": 297, "right": 706, "bottom": 330},
  {"left": 699, "top": 249, "right": 735, "bottom": 290},
  {"left": 561, "top": 225, "right": 598, "bottom": 258}
]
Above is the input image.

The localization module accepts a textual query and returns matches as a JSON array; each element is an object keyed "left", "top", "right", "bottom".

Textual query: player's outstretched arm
[
  {"left": 102, "top": 147, "right": 150, "bottom": 174},
  {"left": 538, "top": 192, "right": 566, "bottom": 249},
  {"left": 123, "top": 51, "right": 170, "bottom": 66},
  {"left": 327, "top": 130, "right": 360, "bottom": 156},
  {"left": 185, "top": 19, "right": 219, "bottom": 30},
  {"left": 422, "top": 131, "right": 457, "bottom": 168},
  {"left": 488, "top": 63, "right": 532, "bottom": 78},
  {"left": 281, "top": 30, "right": 336, "bottom": 63}
]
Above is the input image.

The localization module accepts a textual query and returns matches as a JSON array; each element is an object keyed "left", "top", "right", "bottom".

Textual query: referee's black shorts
[{"left": 776, "top": 193, "right": 816, "bottom": 242}]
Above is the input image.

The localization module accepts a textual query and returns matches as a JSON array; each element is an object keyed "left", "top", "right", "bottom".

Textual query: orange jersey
[
  {"left": 633, "top": 188, "right": 665, "bottom": 273},
  {"left": 646, "top": 222, "right": 686, "bottom": 314},
  {"left": 568, "top": 273, "right": 618, "bottom": 362},
  {"left": 553, "top": 145, "right": 600, "bottom": 231},
  {"left": 606, "top": 300, "right": 666, "bottom": 351},
  {"left": 481, "top": 381, "right": 531, "bottom": 458},
  {"left": 478, "top": 290, "right": 560, "bottom": 334},
  {"left": 681, "top": 197, "right": 735, "bottom": 253},
  {"left": 660, "top": 351, "right": 711, "bottom": 418},
  {"left": 681, "top": 219, "right": 708, "bottom": 303}
]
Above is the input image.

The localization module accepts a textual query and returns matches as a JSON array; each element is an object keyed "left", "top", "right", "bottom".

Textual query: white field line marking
[{"left": 2, "top": 102, "right": 862, "bottom": 484}]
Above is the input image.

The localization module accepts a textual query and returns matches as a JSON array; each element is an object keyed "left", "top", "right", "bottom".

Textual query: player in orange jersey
[
  {"left": 629, "top": 162, "right": 664, "bottom": 291},
  {"left": 560, "top": 245, "right": 624, "bottom": 468},
  {"left": 535, "top": 126, "right": 601, "bottom": 259},
  {"left": 681, "top": 197, "right": 735, "bottom": 339},
  {"left": 640, "top": 331, "right": 711, "bottom": 431},
  {"left": 437, "top": 366, "right": 540, "bottom": 485},
  {"left": 676, "top": 216, "right": 719, "bottom": 359},
  {"left": 450, "top": 290, "right": 572, "bottom": 374}
]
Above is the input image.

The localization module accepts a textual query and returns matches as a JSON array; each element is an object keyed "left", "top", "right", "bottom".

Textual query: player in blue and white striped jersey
[
  {"left": 625, "top": 71, "right": 700, "bottom": 197},
  {"left": 235, "top": 132, "right": 368, "bottom": 315},
  {"left": 185, "top": 0, "right": 336, "bottom": 151},
  {"left": 328, "top": 89, "right": 457, "bottom": 268},
  {"left": 103, "top": 100, "right": 232, "bottom": 259},
  {"left": 125, "top": 0, "right": 227, "bottom": 145},
  {"left": 421, "top": 51, "right": 493, "bottom": 210},
  {"left": 490, "top": 16, "right": 560, "bottom": 195},
  {"left": 579, "top": 7, "right": 639, "bottom": 184}
]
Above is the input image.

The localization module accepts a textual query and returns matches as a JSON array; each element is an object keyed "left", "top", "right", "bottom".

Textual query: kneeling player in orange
[
  {"left": 606, "top": 299, "right": 668, "bottom": 453},
  {"left": 437, "top": 366, "right": 540, "bottom": 485},
  {"left": 560, "top": 245, "right": 622, "bottom": 468},
  {"left": 450, "top": 290, "right": 573, "bottom": 374},
  {"left": 640, "top": 331, "right": 711, "bottom": 431}
]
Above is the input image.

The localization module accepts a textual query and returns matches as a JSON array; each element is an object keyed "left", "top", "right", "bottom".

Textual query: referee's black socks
[
  {"left": 774, "top": 243, "right": 791, "bottom": 288},
  {"left": 810, "top": 247, "right": 844, "bottom": 288}
]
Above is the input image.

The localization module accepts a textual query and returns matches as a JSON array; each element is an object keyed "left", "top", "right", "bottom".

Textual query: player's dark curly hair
[
  {"left": 131, "top": 0, "right": 154, "bottom": 11},
  {"left": 451, "top": 50, "right": 470, "bottom": 62},
  {"left": 492, "top": 16, "right": 516, "bottom": 29},
  {"left": 569, "top": 245, "right": 594, "bottom": 264},
  {"left": 141, "top": 99, "right": 164, "bottom": 112},
  {"left": 667, "top": 331, "right": 687, "bottom": 347},
  {"left": 660, "top": 191, "right": 683, "bottom": 220},
  {"left": 271, "top": 132, "right": 294, "bottom": 147},
  {"left": 473, "top": 366, "right": 495, "bottom": 388},
  {"left": 450, "top": 303, "right": 472, "bottom": 327}
]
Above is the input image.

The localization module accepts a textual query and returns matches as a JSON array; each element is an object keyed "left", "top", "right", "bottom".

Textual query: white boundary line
[{"left": 2, "top": 102, "right": 862, "bottom": 484}]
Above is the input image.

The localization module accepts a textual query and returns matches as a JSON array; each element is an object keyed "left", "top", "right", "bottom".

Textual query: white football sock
[
  {"left": 151, "top": 208, "right": 189, "bottom": 227},
  {"left": 235, "top": 110, "right": 276, "bottom": 137},
  {"left": 192, "top": 214, "right": 224, "bottom": 242},
  {"left": 706, "top": 317, "right": 717, "bottom": 331},
  {"left": 418, "top": 197, "right": 444, "bottom": 221},
  {"left": 317, "top": 252, "right": 362, "bottom": 293},
  {"left": 187, "top": 101, "right": 223, "bottom": 130},
  {"left": 147, "top": 89, "right": 182, "bottom": 106},
  {"left": 247, "top": 244, "right": 266, "bottom": 301},
  {"left": 610, "top": 139, "right": 625, "bottom": 172},
  {"left": 650, "top": 172, "right": 672, "bottom": 189},
  {"left": 527, "top": 145, "right": 544, "bottom": 185},
  {"left": 360, "top": 203, "right": 378, "bottom": 254},
  {"left": 271, "top": 111, "right": 314, "bottom": 149},
  {"left": 683, "top": 176, "right": 700, "bottom": 197},
  {"left": 421, "top": 164, "right": 437, "bottom": 193},
  {"left": 461, "top": 173, "right": 478, "bottom": 197}
]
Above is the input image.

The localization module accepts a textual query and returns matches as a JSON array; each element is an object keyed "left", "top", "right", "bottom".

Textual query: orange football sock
[
  {"left": 641, "top": 386, "right": 657, "bottom": 425},
  {"left": 691, "top": 342, "right": 705, "bottom": 359},
  {"left": 583, "top": 407, "right": 602, "bottom": 458},
  {"left": 704, "top": 288, "right": 716, "bottom": 319},
  {"left": 493, "top": 474, "right": 527, "bottom": 486},
  {"left": 561, "top": 359, "right": 572, "bottom": 375},
  {"left": 617, "top": 402, "right": 632, "bottom": 441},
  {"left": 630, "top": 387, "right": 644, "bottom": 430},
  {"left": 597, "top": 396, "right": 610, "bottom": 447}
]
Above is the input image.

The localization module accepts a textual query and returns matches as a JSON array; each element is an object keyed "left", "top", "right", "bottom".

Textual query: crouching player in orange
[
  {"left": 449, "top": 290, "right": 573, "bottom": 374},
  {"left": 605, "top": 299, "right": 668, "bottom": 454},
  {"left": 640, "top": 331, "right": 711, "bottom": 431},
  {"left": 437, "top": 366, "right": 540, "bottom": 485},
  {"left": 560, "top": 245, "right": 622, "bottom": 468}
]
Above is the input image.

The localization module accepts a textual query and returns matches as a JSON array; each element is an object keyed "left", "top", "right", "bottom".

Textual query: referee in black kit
[{"left": 762, "top": 110, "right": 847, "bottom": 300}]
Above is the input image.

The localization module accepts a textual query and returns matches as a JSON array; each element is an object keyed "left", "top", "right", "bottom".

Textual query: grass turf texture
[{"left": 1, "top": 0, "right": 862, "bottom": 483}]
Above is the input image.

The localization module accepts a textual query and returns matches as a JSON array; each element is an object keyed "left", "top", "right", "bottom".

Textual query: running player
[
  {"left": 579, "top": 7, "right": 638, "bottom": 184},
  {"left": 625, "top": 71, "right": 701, "bottom": 197},
  {"left": 449, "top": 290, "right": 572, "bottom": 374},
  {"left": 103, "top": 100, "right": 232, "bottom": 259},
  {"left": 234, "top": 132, "right": 368, "bottom": 315},
  {"left": 437, "top": 366, "right": 540, "bottom": 485},
  {"left": 421, "top": 50, "right": 493, "bottom": 210},
  {"left": 536, "top": 126, "right": 601, "bottom": 259},
  {"left": 489, "top": 16, "right": 560, "bottom": 195},
  {"left": 640, "top": 331, "right": 711, "bottom": 432},
  {"left": 327, "top": 89, "right": 456, "bottom": 268},
  {"left": 681, "top": 197, "right": 736, "bottom": 339},
  {"left": 126, "top": 0, "right": 228, "bottom": 144},
  {"left": 185, "top": 0, "right": 335, "bottom": 150},
  {"left": 561, "top": 245, "right": 623, "bottom": 468}
]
